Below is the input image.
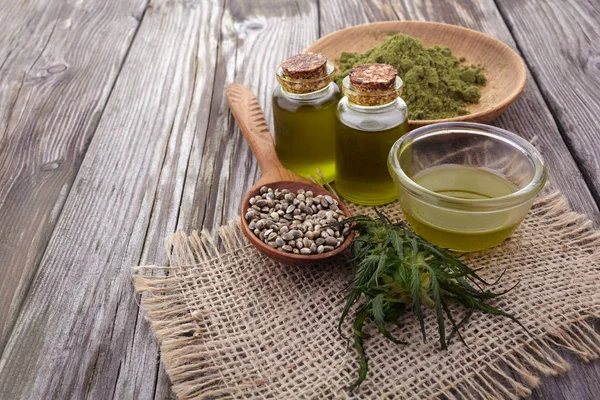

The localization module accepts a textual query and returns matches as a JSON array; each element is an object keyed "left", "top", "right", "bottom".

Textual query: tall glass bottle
[
  {"left": 273, "top": 53, "right": 339, "bottom": 182},
  {"left": 335, "top": 63, "right": 409, "bottom": 205}
]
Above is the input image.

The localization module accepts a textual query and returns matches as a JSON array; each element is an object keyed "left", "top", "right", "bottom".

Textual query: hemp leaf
[{"left": 338, "top": 212, "right": 526, "bottom": 390}]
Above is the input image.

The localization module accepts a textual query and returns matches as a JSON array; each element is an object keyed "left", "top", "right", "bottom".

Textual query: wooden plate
[{"left": 305, "top": 21, "right": 526, "bottom": 128}]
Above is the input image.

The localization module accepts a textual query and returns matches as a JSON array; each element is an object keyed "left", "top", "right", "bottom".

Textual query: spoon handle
[{"left": 226, "top": 83, "right": 285, "bottom": 177}]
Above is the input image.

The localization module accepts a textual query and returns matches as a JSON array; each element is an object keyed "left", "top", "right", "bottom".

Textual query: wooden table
[{"left": 0, "top": 0, "right": 599, "bottom": 398}]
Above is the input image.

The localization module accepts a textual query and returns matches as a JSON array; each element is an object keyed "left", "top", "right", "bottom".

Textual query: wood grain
[
  {"left": 176, "top": 0, "right": 320, "bottom": 234},
  {"left": 0, "top": 0, "right": 598, "bottom": 399},
  {"left": 113, "top": 3, "right": 224, "bottom": 397},
  {"left": 226, "top": 83, "right": 301, "bottom": 182},
  {"left": 495, "top": 0, "right": 600, "bottom": 205},
  {"left": 319, "top": 1, "right": 600, "bottom": 399},
  {"left": 0, "top": 1, "right": 222, "bottom": 398},
  {"left": 0, "top": 0, "right": 147, "bottom": 352}
]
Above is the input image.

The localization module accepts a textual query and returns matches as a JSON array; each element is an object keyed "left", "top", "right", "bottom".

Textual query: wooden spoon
[{"left": 225, "top": 83, "right": 353, "bottom": 265}]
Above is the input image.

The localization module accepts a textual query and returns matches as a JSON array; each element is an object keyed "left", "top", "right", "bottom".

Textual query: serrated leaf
[
  {"left": 338, "top": 212, "right": 524, "bottom": 390},
  {"left": 373, "top": 293, "right": 406, "bottom": 345}
]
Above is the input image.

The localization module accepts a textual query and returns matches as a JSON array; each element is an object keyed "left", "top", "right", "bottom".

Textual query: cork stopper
[
  {"left": 343, "top": 63, "right": 402, "bottom": 106},
  {"left": 277, "top": 53, "right": 334, "bottom": 94},
  {"left": 350, "top": 64, "right": 397, "bottom": 92},
  {"left": 281, "top": 53, "right": 327, "bottom": 79}
]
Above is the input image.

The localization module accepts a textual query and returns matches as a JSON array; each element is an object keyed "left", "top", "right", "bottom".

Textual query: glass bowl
[{"left": 388, "top": 122, "right": 547, "bottom": 252}]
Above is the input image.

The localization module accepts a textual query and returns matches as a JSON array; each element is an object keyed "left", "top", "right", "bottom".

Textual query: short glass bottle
[
  {"left": 335, "top": 64, "right": 409, "bottom": 205},
  {"left": 273, "top": 54, "right": 340, "bottom": 182}
]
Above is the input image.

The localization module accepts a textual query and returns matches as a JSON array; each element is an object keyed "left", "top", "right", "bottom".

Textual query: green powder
[{"left": 336, "top": 34, "right": 487, "bottom": 120}]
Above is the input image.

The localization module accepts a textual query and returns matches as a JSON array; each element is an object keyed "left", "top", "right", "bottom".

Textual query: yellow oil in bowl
[
  {"left": 401, "top": 165, "right": 525, "bottom": 252},
  {"left": 389, "top": 123, "right": 547, "bottom": 252}
]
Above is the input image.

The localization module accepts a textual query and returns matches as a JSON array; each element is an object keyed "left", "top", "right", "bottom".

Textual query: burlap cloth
[{"left": 132, "top": 192, "right": 600, "bottom": 399}]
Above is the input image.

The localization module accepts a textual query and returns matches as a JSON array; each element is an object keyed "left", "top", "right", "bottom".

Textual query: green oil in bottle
[
  {"left": 335, "top": 64, "right": 409, "bottom": 206},
  {"left": 273, "top": 87, "right": 339, "bottom": 182},
  {"left": 335, "top": 119, "right": 409, "bottom": 205},
  {"left": 403, "top": 165, "right": 521, "bottom": 252}
]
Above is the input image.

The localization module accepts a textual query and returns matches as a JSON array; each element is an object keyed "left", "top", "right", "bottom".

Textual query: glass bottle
[
  {"left": 273, "top": 53, "right": 340, "bottom": 182},
  {"left": 335, "top": 63, "right": 409, "bottom": 206}
]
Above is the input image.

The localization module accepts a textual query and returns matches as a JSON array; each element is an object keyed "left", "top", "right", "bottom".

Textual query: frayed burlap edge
[{"left": 132, "top": 192, "right": 600, "bottom": 399}]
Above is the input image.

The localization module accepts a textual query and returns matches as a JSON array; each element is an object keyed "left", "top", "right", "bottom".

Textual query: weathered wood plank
[
  {"left": 125, "top": 1, "right": 319, "bottom": 397},
  {"left": 113, "top": 2, "right": 224, "bottom": 397},
  {"left": 177, "top": 0, "right": 320, "bottom": 235},
  {"left": 160, "top": 0, "right": 600, "bottom": 397},
  {"left": 1, "top": 1, "right": 597, "bottom": 399},
  {"left": 133, "top": 7, "right": 321, "bottom": 396},
  {"left": 320, "top": 0, "right": 600, "bottom": 399},
  {"left": 0, "top": 0, "right": 147, "bottom": 352},
  {"left": 495, "top": 0, "right": 600, "bottom": 205},
  {"left": 0, "top": 1, "right": 222, "bottom": 398}
]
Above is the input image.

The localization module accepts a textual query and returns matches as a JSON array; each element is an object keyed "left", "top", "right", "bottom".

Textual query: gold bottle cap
[
  {"left": 343, "top": 63, "right": 402, "bottom": 106},
  {"left": 277, "top": 53, "right": 334, "bottom": 94}
]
